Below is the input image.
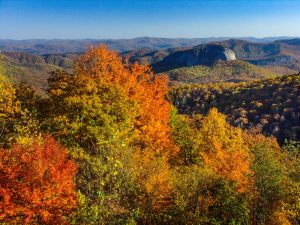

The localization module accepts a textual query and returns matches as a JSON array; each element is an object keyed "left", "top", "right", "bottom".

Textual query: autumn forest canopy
[
  {"left": 1, "top": 0, "right": 300, "bottom": 224},
  {"left": 0, "top": 45, "right": 299, "bottom": 225}
]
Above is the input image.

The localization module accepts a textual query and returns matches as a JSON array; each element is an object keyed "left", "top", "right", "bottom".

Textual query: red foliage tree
[{"left": 0, "top": 136, "right": 77, "bottom": 224}]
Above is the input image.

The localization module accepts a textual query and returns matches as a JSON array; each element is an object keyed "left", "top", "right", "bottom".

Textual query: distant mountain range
[
  {"left": 1, "top": 37, "right": 300, "bottom": 93},
  {"left": 125, "top": 38, "right": 300, "bottom": 72},
  {"left": 0, "top": 36, "right": 296, "bottom": 54}
]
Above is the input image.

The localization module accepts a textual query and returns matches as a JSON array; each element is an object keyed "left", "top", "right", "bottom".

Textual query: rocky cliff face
[
  {"left": 223, "top": 48, "right": 236, "bottom": 61},
  {"left": 152, "top": 44, "right": 236, "bottom": 72}
]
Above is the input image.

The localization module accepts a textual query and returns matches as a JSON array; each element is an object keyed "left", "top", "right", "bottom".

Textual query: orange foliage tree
[
  {"left": 73, "top": 45, "right": 176, "bottom": 156},
  {"left": 75, "top": 46, "right": 178, "bottom": 207},
  {"left": 46, "top": 46, "right": 178, "bottom": 221},
  {"left": 74, "top": 46, "right": 178, "bottom": 211},
  {"left": 0, "top": 135, "right": 77, "bottom": 224}
]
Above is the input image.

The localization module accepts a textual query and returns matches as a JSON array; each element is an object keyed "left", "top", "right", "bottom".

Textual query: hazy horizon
[
  {"left": 0, "top": 36, "right": 299, "bottom": 41},
  {"left": 1, "top": 0, "right": 300, "bottom": 39}
]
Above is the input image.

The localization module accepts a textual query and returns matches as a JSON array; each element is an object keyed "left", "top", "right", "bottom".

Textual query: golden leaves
[{"left": 199, "top": 108, "right": 252, "bottom": 192}]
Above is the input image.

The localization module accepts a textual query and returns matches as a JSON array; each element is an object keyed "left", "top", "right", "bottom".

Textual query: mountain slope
[
  {"left": 169, "top": 73, "right": 300, "bottom": 143},
  {"left": 152, "top": 44, "right": 236, "bottom": 72},
  {"left": 125, "top": 38, "right": 300, "bottom": 73},
  {"left": 0, "top": 52, "right": 71, "bottom": 93},
  {"left": 213, "top": 39, "right": 300, "bottom": 70}
]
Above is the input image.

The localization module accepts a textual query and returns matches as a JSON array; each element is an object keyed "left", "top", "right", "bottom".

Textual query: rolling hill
[{"left": 165, "top": 60, "right": 277, "bottom": 83}]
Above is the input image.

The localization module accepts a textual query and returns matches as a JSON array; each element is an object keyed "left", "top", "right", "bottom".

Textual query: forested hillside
[
  {"left": 0, "top": 46, "right": 299, "bottom": 224},
  {"left": 212, "top": 39, "right": 300, "bottom": 71},
  {"left": 0, "top": 52, "right": 75, "bottom": 93},
  {"left": 169, "top": 73, "right": 300, "bottom": 144},
  {"left": 165, "top": 60, "right": 277, "bottom": 83}
]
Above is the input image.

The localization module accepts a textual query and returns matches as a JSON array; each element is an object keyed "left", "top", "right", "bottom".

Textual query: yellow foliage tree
[
  {"left": 0, "top": 65, "right": 19, "bottom": 119},
  {"left": 198, "top": 108, "right": 252, "bottom": 192},
  {"left": 0, "top": 62, "right": 20, "bottom": 147}
]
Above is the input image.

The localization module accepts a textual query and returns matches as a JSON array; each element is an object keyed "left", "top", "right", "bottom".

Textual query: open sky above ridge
[{"left": 1, "top": 0, "right": 300, "bottom": 39}]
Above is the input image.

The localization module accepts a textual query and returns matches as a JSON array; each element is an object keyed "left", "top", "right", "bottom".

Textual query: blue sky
[{"left": 0, "top": 0, "right": 300, "bottom": 39}]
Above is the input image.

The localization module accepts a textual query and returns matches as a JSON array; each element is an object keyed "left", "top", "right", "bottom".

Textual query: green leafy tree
[{"left": 247, "top": 134, "right": 299, "bottom": 224}]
